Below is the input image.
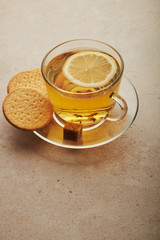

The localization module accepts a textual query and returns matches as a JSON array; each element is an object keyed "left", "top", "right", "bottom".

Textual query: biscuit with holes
[
  {"left": 7, "top": 71, "right": 48, "bottom": 96},
  {"left": 3, "top": 88, "right": 53, "bottom": 131},
  {"left": 29, "top": 68, "right": 41, "bottom": 73}
]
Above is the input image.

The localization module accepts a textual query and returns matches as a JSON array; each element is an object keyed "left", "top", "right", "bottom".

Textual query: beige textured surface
[{"left": 0, "top": 0, "right": 160, "bottom": 239}]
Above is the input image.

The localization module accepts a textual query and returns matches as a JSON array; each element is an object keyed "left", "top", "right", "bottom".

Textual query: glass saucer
[{"left": 33, "top": 76, "right": 139, "bottom": 149}]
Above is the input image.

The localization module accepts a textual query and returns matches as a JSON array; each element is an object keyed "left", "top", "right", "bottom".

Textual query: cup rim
[{"left": 41, "top": 39, "right": 124, "bottom": 95}]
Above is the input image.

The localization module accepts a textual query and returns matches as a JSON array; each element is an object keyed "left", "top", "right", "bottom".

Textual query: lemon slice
[{"left": 62, "top": 51, "right": 118, "bottom": 88}]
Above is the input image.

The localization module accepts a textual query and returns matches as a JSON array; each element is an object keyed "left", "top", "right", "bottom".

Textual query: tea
[{"left": 44, "top": 50, "right": 121, "bottom": 125}]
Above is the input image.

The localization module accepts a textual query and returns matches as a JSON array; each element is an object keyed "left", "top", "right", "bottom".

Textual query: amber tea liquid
[{"left": 45, "top": 50, "right": 121, "bottom": 125}]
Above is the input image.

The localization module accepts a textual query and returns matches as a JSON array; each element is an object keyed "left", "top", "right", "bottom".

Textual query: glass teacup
[{"left": 41, "top": 39, "right": 127, "bottom": 128}]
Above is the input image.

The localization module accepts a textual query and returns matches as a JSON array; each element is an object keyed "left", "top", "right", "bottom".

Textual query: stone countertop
[{"left": 0, "top": 0, "right": 160, "bottom": 239}]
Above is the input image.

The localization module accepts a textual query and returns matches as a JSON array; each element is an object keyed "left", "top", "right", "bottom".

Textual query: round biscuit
[
  {"left": 7, "top": 71, "right": 48, "bottom": 96},
  {"left": 3, "top": 88, "right": 53, "bottom": 131},
  {"left": 29, "top": 68, "right": 41, "bottom": 73}
]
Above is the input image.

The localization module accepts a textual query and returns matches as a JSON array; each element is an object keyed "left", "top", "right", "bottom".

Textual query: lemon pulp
[{"left": 62, "top": 51, "right": 118, "bottom": 88}]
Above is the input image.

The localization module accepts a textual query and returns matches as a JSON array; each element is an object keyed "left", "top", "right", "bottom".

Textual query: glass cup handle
[{"left": 107, "top": 92, "right": 128, "bottom": 122}]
